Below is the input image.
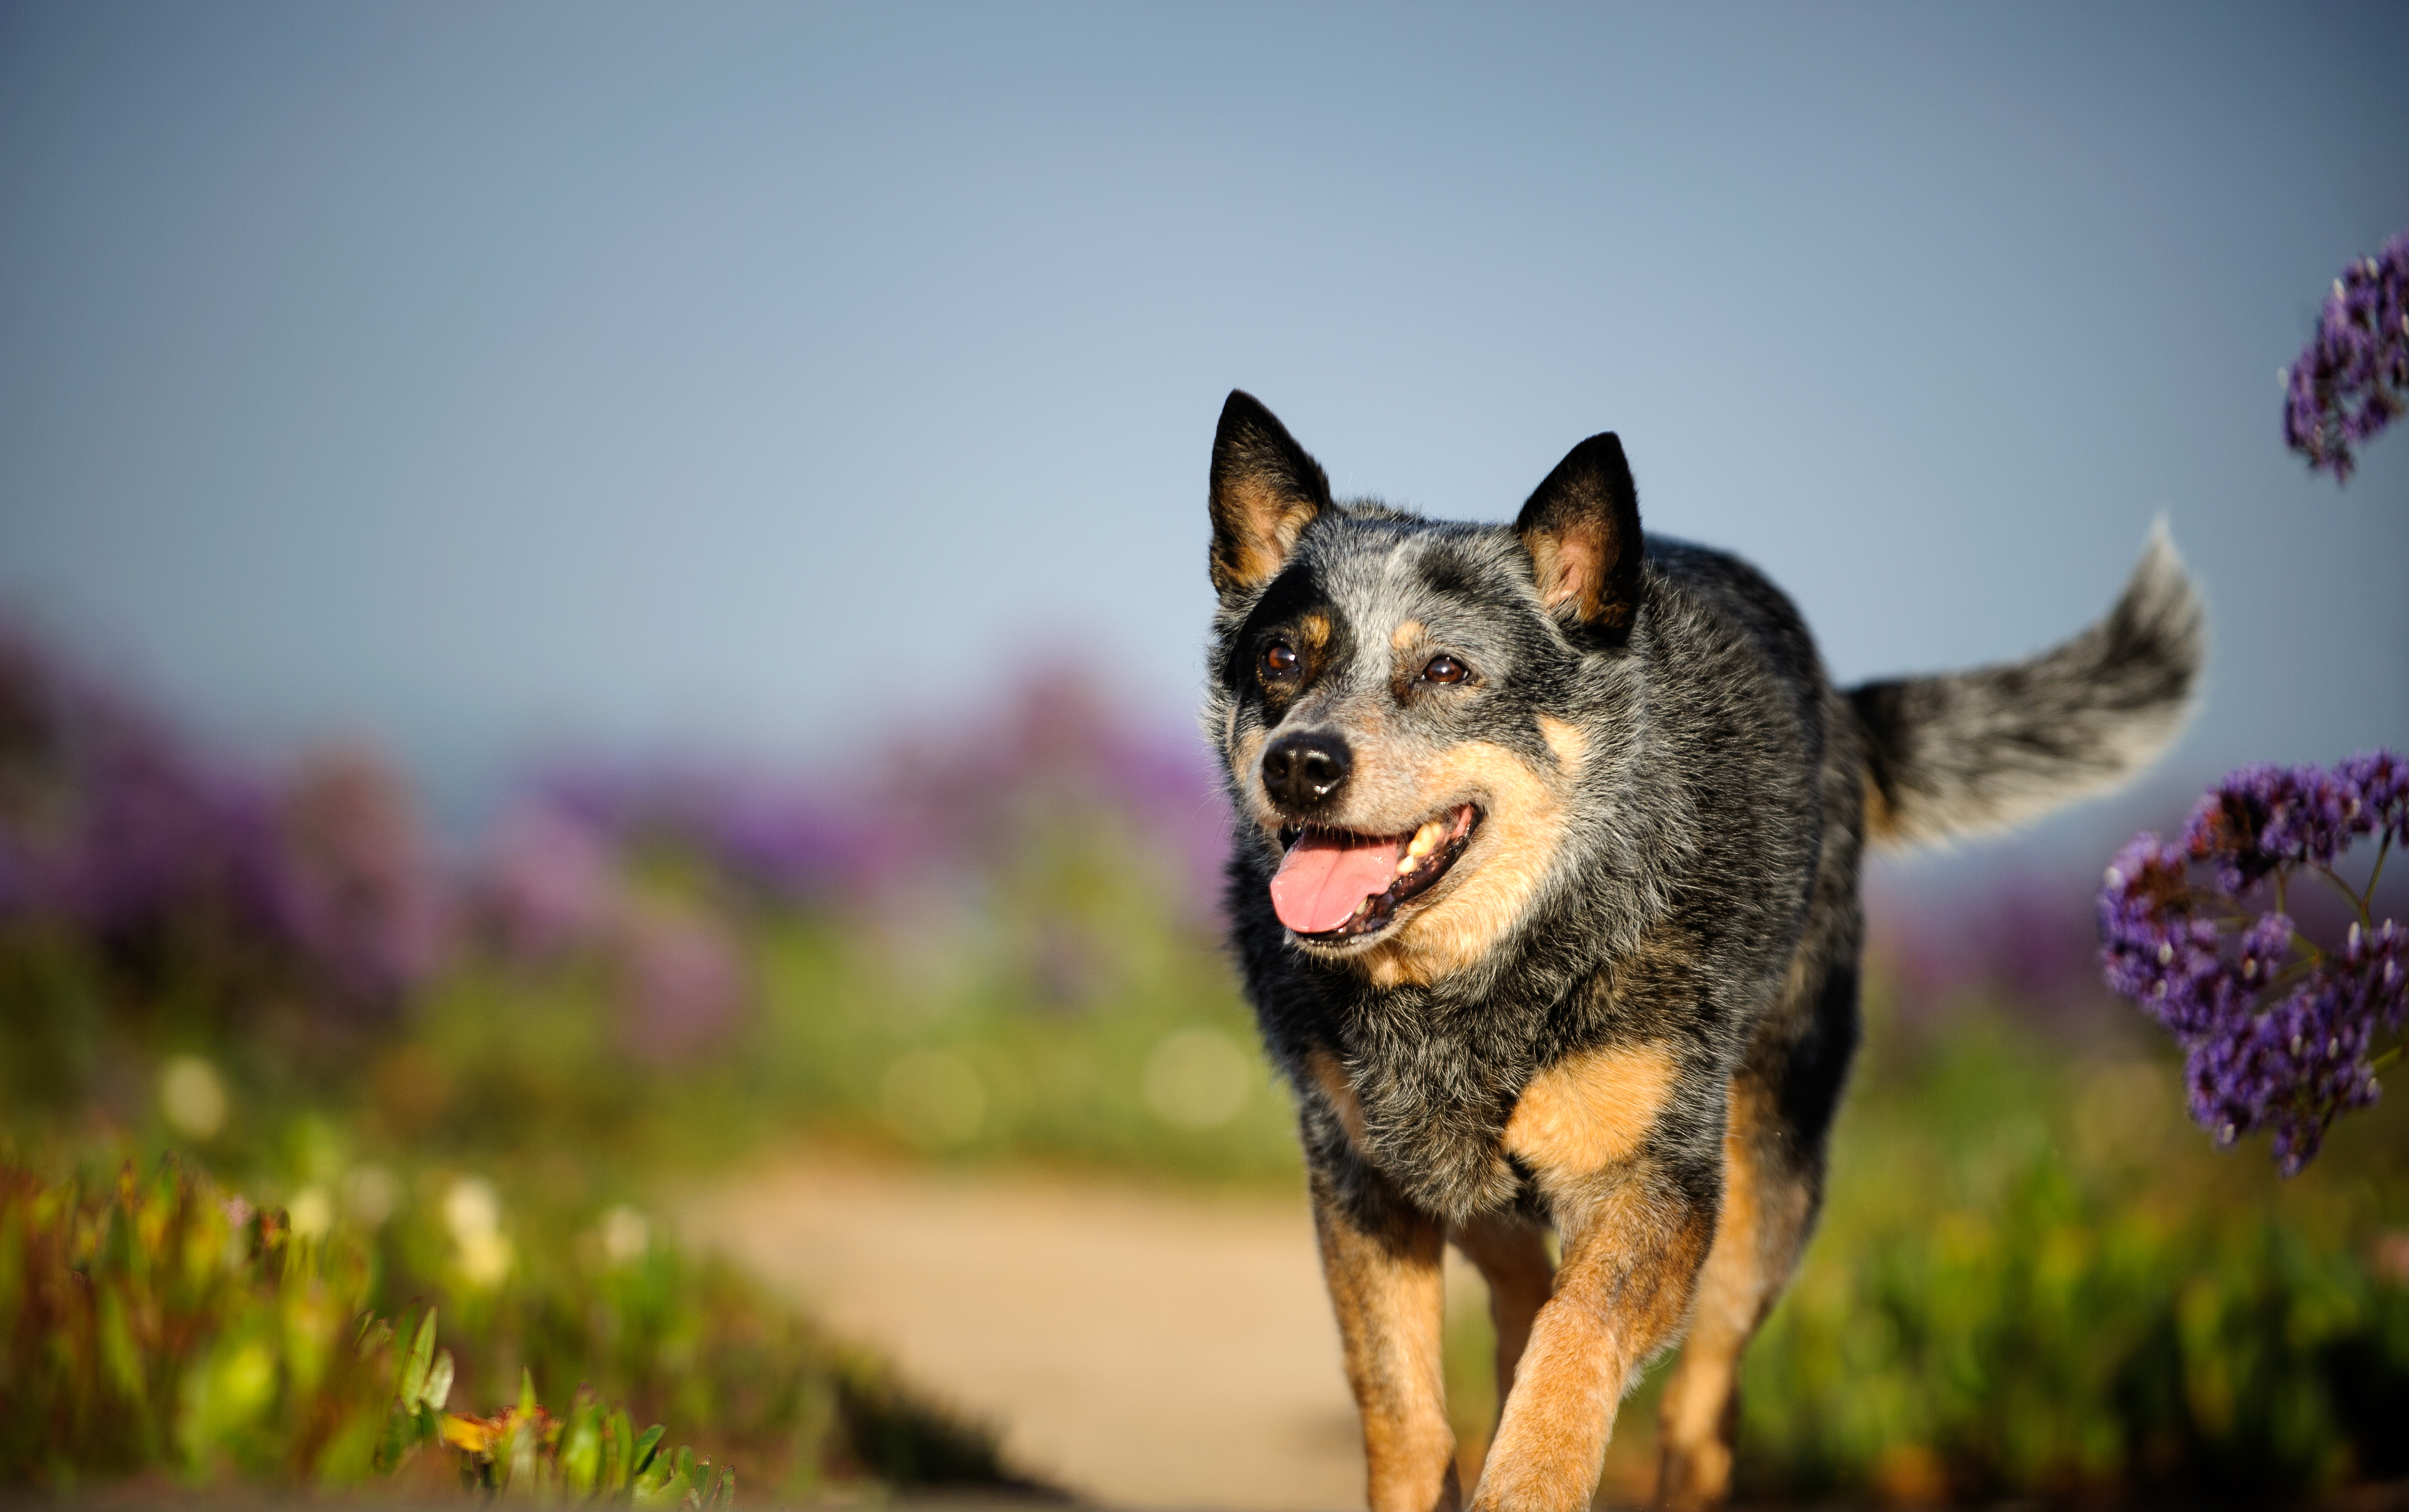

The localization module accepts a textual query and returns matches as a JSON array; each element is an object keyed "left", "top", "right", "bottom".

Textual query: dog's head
[{"left": 1203, "top": 390, "right": 1645, "bottom": 987}]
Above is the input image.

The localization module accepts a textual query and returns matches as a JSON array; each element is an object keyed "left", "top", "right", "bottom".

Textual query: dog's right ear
[
  {"left": 1516, "top": 432, "right": 1642, "bottom": 642},
  {"left": 1209, "top": 390, "right": 1331, "bottom": 598}
]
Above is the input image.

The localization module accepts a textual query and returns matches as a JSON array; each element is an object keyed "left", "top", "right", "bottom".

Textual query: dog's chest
[{"left": 1340, "top": 996, "right": 1550, "bottom": 1221}]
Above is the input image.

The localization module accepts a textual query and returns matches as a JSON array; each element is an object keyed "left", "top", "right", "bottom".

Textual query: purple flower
[
  {"left": 62, "top": 731, "right": 290, "bottom": 947},
  {"left": 2178, "top": 756, "right": 2398, "bottom": 894},
  {"left": 2283, "top": 229, "right": 2409, "bottom": 482},
  {"left": 615, "top": 901, "right": 745, "bottom": 1056},
  {"left": 2339, "top": 748, "right": 2409, "bottom": 848},
  {"left": 272, "top": 747, "right": 451, "bottom": 1007},
  {"left": 476, "top": 802, "right": 622, "bottom": 958},
  {"left": 2099, "top": 750, "right": 2409, "bottom": 1172},
  {"left": 535, "top": 763, "right": 882, "bottom": 902},
  {"left": 0, "top": 621, "right": 455, "bottom": 1011}
]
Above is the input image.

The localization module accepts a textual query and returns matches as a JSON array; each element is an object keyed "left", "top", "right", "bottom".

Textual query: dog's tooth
[
  {"left": 1396, "top": 854, "right": 1416, "bottom": 875},
  {"left": 1408, "top": 821, "right": 1442, "bottom": 857}
]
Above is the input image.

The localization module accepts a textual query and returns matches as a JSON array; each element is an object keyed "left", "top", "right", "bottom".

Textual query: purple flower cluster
[
  {"left": 0, "top": 625, "right": 449, "bottom": 1011},
  {"left": 5, "top": 612, "right": 1235, "bottom": 1044},
  {"left": 469, "top": 800, "right": 748, "bottom": 1055},
  {"left": 2098, "top": 753, "right": 2408, "bottom": 1172},
  {"left": 2283, "top": 229, "right": 2409, "bottom": 483},
  {"left": 496, "top": 670, "right": 1232, "bottom": 1017},
  {"left": 526, "top": 668, "right": 1231, "bottom": 926}
]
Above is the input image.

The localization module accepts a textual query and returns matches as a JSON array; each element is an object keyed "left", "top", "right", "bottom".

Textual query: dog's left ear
[
  {"left": 1210, "top": 390, "right": 1331, "bottom": 598},
  {"left": 1516, "top": 432, "right": 1642, "bottom": 640}
]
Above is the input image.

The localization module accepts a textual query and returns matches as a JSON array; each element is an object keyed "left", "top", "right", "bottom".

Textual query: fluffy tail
[{"left": 1850, "top": 521, "right": 2206, "bottom": 849}]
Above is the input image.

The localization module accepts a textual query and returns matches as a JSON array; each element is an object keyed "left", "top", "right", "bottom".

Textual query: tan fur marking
[
  {"left": 1351, "top": 741, "right": 1569, "bottom": 989},
  {"left": 1391, "top": 618, "right": 1426, "bottom": 651},
  {"left": 1502, "top": 1043, "right": 1675, "bottom": 1178},
  {"left": 1313, "top": 1190, "right": 1460, "bottom": 1512},
  {"left": 1526, "top": 530, "right": 1604, "bottom": 621},
  {"left": 1472, "top": 1180, "right": 1712, "bottom": 1510},
  {"left": 1863, "top": 770, "right": 1901, "bottom": 847},
  {"left": 1306, "top": 1049, "right": 1369, "bottom": 1156},
  {"left": 1653, "top": 1075, "right": 1818, "bottom": 1510},
  {"left": 1534, "top": 715, "right": 1587, "bottom": 772},
  {"left": 1300, "top": 611, "right": 1332, "bottom": 654},
  {"left": 1214, "top": 482, "right": 1317, "bottom": 592}
]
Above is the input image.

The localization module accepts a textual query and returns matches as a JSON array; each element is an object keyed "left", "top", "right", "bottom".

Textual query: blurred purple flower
[
  {"left": 529, "top": 667, "right": 1233, "bottom": 930},
  {"left": 1875, "top": 871, "right": 2116, "bottom": 1029},
  {"left": 869, "top": 668, "right": 1231, "bottom": 916},
  {"left": 615, "top": 901, "right": 745, "bottom": 1056},
  {"left": 272, "top": 747, "right": 451, "bottom": 1007},
  {"left": 0, "top": 620, "right": 281, "bottom": 940},
  {"left": 476, "top": 802, "right": 621, "bottom": 957},
  {"left": 0, "top": 621, "right": 451, "bottom": 1010},
  {"left": 2283, "top": 229, "right": 2409, "bottom": 482},
  {"left": 57, "top": 725, "right": 289, "bottom": 947},
  {"left": 539, "top": 763, "right": 886, "bottom": 901},
  {"left": 2098, "top": 751, "right": 2409, "bottom": 1172}
]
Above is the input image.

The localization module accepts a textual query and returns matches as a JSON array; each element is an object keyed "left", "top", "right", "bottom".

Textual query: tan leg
[
  {"left": 1470, "top": 1173, "right": 1712, "bottom": 1512},
  {"left": 1313, "top": 1178, "right": 1461, "bottom": 1512},
  {"left": 1654, "top": 1076, "right": 1816, "bottom": 1510},
  {"left": 1450, "top": 1213, "right": 1556, "bottom": 1415}
]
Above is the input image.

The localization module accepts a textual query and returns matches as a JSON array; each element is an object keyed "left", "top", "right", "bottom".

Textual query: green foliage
[
  {"left": 10, "top": 659, "right": 2409, "bottom": 1506},
  {"left": 0, "top": 1157, "right": 400, "bottom": 1488},
  {"left": 370, "top": 907, "right": 1302, "bottom": 1187},
  {"left": 436, "top": 1371, "right": 732, "bottom": 1506},
  {"left": 0, "top": 1156, "right": 1006, "bottom": 1500},
  {"left": 1730, "top": 1010, "right": 2409, "bottom": 1505}
]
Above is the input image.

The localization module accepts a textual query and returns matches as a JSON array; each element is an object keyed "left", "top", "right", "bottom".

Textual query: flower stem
[{"left": 2311, "top": 862, "right": 2372, "bottom": 929}]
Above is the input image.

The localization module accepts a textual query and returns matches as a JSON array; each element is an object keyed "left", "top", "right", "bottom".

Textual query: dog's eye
[
  {"left": 1262, "top": 641, "right": 1300, "bottom": 677},
  {"left": 1422, "top": 655, "right": 1469, "bottom": 684}
]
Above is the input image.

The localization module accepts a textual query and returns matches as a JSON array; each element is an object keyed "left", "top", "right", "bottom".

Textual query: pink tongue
[{"left": 1271, "top": 830, "right": 1403, "bottom": 934}]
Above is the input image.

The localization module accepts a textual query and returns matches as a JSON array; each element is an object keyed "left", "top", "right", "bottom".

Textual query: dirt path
[{"left": 685, "top": 1154, "right": 1399, "bottom": 1510}]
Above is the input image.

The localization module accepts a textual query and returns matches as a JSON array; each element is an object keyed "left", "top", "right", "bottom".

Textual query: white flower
[{"left": 159, "top": 1056, "right": 228, "bottom": 1140}]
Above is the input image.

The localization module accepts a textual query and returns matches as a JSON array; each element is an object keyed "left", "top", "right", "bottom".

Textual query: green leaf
[
  {"left": 632, "top": 1423, "right": 667, "bottom": 1477},
  {"left": 560, "top": 1385, "right": 602, "bottom": 1494},
  {"left": 398, "top": 1308, "right": 436, "bottom": 1407},
  {"left": 603, "top": 1406, "right": 635, "bottom": 1490},
  {"left": 419, "top": 1348, "right": 454, "bottom": 1412},
  {"left": 631, "top": 1431, "right": 678, "bottom": 1503}
]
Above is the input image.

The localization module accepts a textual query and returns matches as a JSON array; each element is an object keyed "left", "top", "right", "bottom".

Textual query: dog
[{"left": 1201, "top": 390, "right": 2204, "bottom": 1512}]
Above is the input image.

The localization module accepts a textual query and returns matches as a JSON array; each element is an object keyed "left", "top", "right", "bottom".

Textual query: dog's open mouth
[{"left": 1270, "top": 804, "right": 1480, "bottom": 942}]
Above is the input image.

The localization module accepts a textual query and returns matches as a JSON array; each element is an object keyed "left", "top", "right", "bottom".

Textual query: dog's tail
[{"left": 1849, "top": 521, "right": 2206, "bottom": 850}]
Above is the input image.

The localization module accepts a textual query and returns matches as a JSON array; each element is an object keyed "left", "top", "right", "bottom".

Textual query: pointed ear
[
  {"left": 1515, "top": 432, "right": 1642, "bottom": 639},
  {"left": 1209, "top": 390, "right": 1331, "bottom": 597}
]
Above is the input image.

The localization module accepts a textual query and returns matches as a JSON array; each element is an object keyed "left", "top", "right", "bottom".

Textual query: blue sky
[{"left": 2, "top": 3, "right": 2403, "bottom": 843}]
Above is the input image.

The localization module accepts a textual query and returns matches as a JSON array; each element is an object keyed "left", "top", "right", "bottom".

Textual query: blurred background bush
[{"left": 6, "top": 619, "right": 2409, "bottom": 1505}]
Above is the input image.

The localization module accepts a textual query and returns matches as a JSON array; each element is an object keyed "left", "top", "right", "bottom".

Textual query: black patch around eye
[
  {"left": 1224, "top": 564, "right": 1353, "bottom": 701},
  {"left": 1247, "top": 563, "right": 1324, "bottom": 631}
]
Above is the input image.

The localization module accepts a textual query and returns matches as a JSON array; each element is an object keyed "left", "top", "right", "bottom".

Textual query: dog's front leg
[
  {"left": 1449, "top": 1213, "right": 1555, "bottom": 1418},
  {"left": 1468, "top": 1161, "right": 1713, "bottom": 1512},
  {"left": 1310, "top": 1170, "right": 1460, "bottom": 1512}
]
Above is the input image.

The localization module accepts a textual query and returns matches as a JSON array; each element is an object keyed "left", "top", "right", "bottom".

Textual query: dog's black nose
[{"left": 1261, "top": 731, "right": 1352, "bottom": 811}]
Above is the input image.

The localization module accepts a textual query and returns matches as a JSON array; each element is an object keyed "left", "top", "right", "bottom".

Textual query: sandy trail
[{"left": 685, "top": 1154, "right": 1391, "bottom": 1511}]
